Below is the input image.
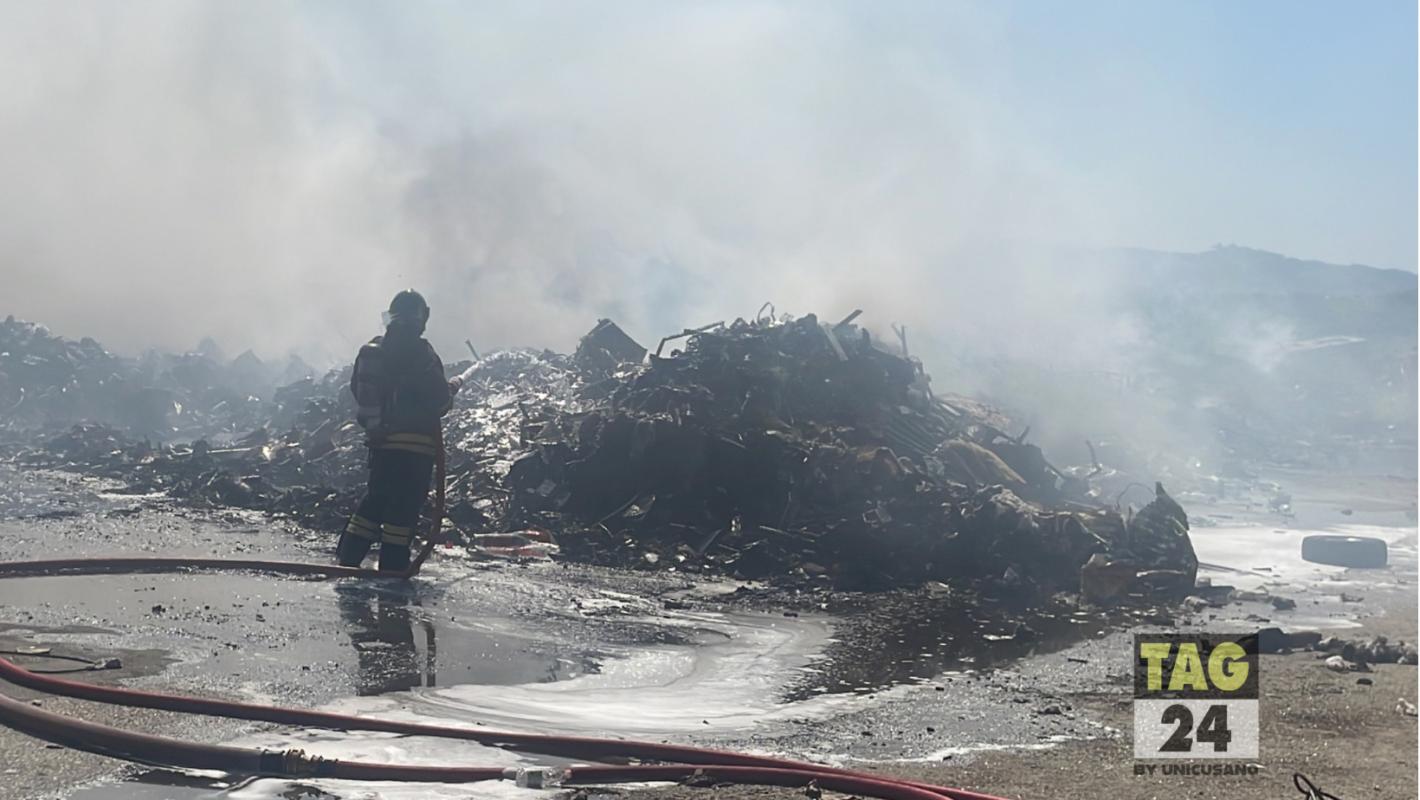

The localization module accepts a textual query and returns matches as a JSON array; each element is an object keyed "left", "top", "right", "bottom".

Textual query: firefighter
[{"left": 336, "top": 290, "right": 456, "bottom": 572}]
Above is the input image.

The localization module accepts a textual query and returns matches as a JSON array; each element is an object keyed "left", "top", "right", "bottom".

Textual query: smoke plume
[{"left": 0, "top": 1, "right": 1118, "bottom": 363}]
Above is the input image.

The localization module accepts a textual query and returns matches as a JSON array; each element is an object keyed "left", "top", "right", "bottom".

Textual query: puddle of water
[
  {"left": 0, "top": 573, "right": 593, "bottom": 700},
  {"left": 397, "top": 608, "right": 835, "bottom": 736},
  {"left": 5, "top": 567, "right": 842, "bottom": 798},
  {"left": 334, "top": 583, "right": 595, "bottom": 695},
  {"left": 69, "top": 771, "right": 241, "bottom": 800},
  {"left": 794, "top": 600, "right": 1112, "bottom": 699},
  {"left": 62, "top": 605, "right": 838, "bottom": 799}
]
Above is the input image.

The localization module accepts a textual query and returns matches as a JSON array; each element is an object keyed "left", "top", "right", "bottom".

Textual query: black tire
[{"left": 1301, "top": 534, "right": 1388, "bottom": 569}]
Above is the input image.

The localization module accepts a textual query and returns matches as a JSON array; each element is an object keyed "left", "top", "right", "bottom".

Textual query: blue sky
[
  {"left": 984, "top": 0, "right": 1417, "bottom": 269},
  {"left": 319, "top": 0, "right": 1417, "bottom": 269}
]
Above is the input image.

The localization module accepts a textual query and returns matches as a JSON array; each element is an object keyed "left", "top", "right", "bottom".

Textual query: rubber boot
[
  {"left": 336, "top": 531, "right": 374, "bottom": 567},
  {"left": 378, "top": 543, "right": 411, "bottom": 573}
]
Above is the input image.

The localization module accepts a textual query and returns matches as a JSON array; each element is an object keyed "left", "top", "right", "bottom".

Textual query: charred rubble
[
  {"left": 2, "top": 311, "right": 1196, "bottom": 599},
  {"left": 1, "top": 316, "right": 310, "bottom": 441}
]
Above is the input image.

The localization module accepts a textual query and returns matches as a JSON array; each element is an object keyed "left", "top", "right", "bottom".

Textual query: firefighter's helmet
[{"left": 385, "top": 289, "right": 430, "bottom": 330}]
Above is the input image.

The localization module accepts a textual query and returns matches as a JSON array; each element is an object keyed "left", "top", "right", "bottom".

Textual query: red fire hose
[
  {"left": 0, "top": 651, "right": 1007, "bottom": 799},
  {"left": 0, "top": 430, "right": 1012, "bottom": 800},
  {"left": 0, "top": 690, "right": 965, "bottom": 800},
  {"left": 0, "top": 651, "right": 1006, "bottom": 799}
]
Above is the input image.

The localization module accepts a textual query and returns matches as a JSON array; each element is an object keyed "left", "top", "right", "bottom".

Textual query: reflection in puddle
[
  {"left": 336, "top": 583, "right": 428, "bottom": 695},
  {"left": 69, "top": 769, "right": 249, "bottom": 799},
  {"left": 333, "top": 581, "right": 597, "bottom": 696}
]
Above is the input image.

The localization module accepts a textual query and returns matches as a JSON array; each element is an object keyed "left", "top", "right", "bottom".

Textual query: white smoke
[
  {"left": 0, "top": 1, "right": 1116, "bottom": 365},
  {"left": 4, "top": 2, "right": 1411, "bottom": 475}
]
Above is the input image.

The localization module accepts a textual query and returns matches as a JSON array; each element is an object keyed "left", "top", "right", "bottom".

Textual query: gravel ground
[
  {"left": 629, "top": 599, "right": 1418, "bottom": 800},
  {"left": 1, "top": 465, "right": 1414, "bottom": 800},
  {"left": 629, "top": 469, "right": 1420, "bottom": 800}
]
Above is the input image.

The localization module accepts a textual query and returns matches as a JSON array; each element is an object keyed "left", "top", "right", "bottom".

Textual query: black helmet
[{"left": 386, "top": 289, "right": 430, "bottom": 331}]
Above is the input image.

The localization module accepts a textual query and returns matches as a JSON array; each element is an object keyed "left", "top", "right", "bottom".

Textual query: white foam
[
  {"left": 203, "top": 608, "right": 853, "bottom": 798},
  {"left": 397, "top": 609, "right": 849, "bottom": 736},
  {"left": 1193, "top": 522, "right": 1416, "bottom": 593}
]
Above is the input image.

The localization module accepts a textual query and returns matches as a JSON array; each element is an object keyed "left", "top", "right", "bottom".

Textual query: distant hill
[
  {"left": 1111, "top": 244, "right": 1417, "bottom": 297},
  {"left": 938, "top": 244, "right": 1417, "bottom": 475}
]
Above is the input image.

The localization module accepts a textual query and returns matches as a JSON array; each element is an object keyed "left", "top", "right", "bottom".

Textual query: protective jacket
[{"left": 349, "top": 329, "right": 451, "bottom": 458}]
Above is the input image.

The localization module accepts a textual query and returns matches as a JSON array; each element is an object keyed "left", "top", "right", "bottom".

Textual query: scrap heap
[
  {"left": 0, "top": 317, "right": 122, "bottom": 428},
  {"left": 503, "top": 313, "right": 1193, "bottom": 593},
  {"left": 4, "top": 310, "right": 1196, "bottom": 598},
  {"left": 1, "top": 316, "right": 307, "bottom": 440}
]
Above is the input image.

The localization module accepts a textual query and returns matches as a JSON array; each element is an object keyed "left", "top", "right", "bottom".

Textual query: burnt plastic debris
[{"left": 2, "top": 311, "right": 1195, "bottom": 598}]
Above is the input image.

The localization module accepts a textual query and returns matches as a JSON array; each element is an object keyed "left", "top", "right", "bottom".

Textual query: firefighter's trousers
[{"left": 336, "top": 447, "right": 434, "bottom": 572}]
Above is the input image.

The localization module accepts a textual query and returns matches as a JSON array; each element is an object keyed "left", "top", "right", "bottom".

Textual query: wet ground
[
  {"left": 1182, "top": 469, "right": 1418, "bottom": 632},
  {"left": 0, "top": 464, "right": 1415, "bottom": 799},
  {"left": 0, "top": 465, "right": 1107, "bottom": 799}
]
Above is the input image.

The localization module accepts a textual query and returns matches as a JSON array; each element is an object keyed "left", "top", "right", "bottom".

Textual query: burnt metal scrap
[
  {"left": 6, "top": 346, "right": 583, "bottom": 540},
  {"left": 2, "top": 310, "right": 1197, "bottom": 598},
  {"left": 1, "top": 315, "right": 308, "bottom": 441},
  {"left": 500, "top": 311, "right": 1190, "bottom": 594}
]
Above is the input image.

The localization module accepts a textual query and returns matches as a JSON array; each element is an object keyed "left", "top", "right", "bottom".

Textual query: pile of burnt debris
[
  {"left": 1, "top": 316, "right": 312, "bottom": 441},
  {"left": 508, "top": 312, "right": 1194, "bottom": 594},
  {"left": 3, "top": 310, "right": 1196, "bottom": 598}
]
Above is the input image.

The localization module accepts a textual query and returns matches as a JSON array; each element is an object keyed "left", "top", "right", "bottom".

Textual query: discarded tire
[{"left": 1300, "top": 534, "right": 1388, "bottom": 569}]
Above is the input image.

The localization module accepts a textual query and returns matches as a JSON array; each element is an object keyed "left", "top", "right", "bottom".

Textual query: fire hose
[
  {"left": 0, "top": 428, "right": 449, "bottom": 582},
  {"left": 0, "top": 428, "right": 1012, "bottom": 800}
]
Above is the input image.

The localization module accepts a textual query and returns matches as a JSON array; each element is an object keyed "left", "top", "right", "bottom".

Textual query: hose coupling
[{"left": 259, "top": 747, "right": 331, "bottom": 778}]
